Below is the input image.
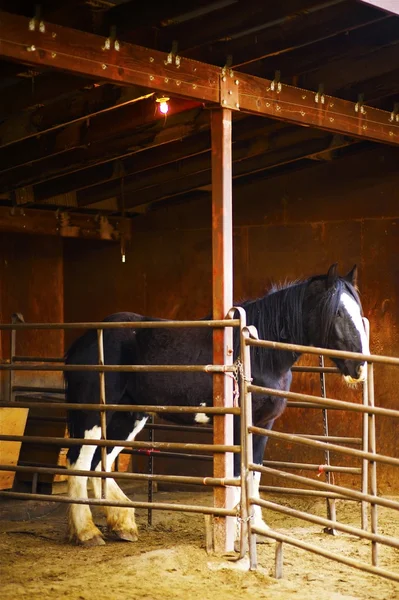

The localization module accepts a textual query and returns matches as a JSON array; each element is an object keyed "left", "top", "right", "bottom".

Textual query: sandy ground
[{"left": 1, "top": 488, "right": 398, "bottom": 600}]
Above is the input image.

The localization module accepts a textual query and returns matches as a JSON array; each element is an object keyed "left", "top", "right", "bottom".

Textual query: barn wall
[
  {"left": 0, "top": 233, "right": 64, "bottom": 490},
  {"left": 0, "top": 233, "right": 64, "bottom": 388},
  {"left": 62, "top": 144, "right": 399, "bottom": 493}
]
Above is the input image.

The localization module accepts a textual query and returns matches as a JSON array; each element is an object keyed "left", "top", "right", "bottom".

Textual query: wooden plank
[
  {"left": 211, "top": 108, "right": 234, "bottom": 553},
  {"left": 0, "top": 11, "right": 397, "bottom": 145},
  {"left": 0, "top": 407, "right": 28, "bottom": 490},
  {"left": 0, "top": 206, "right": 132, "bottom": 241}
]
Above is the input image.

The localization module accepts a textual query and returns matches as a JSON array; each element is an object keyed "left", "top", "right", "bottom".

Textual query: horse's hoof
[
  {"left": 111, "top": 529, "right": 138, "bottom": 542},
  {"left": 79, "top": 535, "right": 105, "bottom": 547}
]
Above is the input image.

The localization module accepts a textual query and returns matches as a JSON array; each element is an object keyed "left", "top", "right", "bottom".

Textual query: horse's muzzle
[{"left": 343, "top": 361, "right": 367, "bottom": 384}]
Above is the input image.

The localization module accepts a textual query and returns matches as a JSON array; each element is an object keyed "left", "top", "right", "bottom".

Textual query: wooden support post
[{"left": 211, "top": 108, "right": 234, "bottom": 553}]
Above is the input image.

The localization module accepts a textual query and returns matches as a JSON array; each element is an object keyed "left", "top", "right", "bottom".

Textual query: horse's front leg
[
  {"left": 90, "top": 415, "right": 148, "bottom": 542},
  {"left": 251, "top": 427, "right": 273, "bottom": 535},
  {"left": 67, "top": 425, "right": 105, "bottom": 546}
]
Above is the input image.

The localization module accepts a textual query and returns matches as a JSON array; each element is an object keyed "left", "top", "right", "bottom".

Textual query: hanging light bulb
[{"left": 156, "top": 96, "right": 170, "bottom": 115}]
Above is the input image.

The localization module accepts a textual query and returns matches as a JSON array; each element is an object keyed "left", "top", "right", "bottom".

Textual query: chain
[{"left": 226, "top": 358, "right": 252, "bottom": 407}]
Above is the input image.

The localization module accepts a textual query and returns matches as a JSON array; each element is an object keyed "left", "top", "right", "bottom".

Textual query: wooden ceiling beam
[
  {"left": 0, "top": 97, "right": 201, "bottom": 191},
  {"left": 32, "top": 108, "right": 214, "bottom": 202},
  {"left": 78, "top": 127, "right": 354, "bottom": 209},
  {"left": 122, "top": 134, "right": 354, "bottom": 211},
  {"left": 155, "top": 0, "right": 326, "bottom": 54},
  {"left": 242, "top": 17, "right": 399, "bottom": 79},
  {"left": 187, "top": 2, "right": 388, "bottom": 68},
  {"left": 0, "top": 11, "right": 397, "bottom": 146},
  {"left": 103, "top": 0, "right": 220, "bottom": 34},
  {"left": 0, "top": 71, "right": 94, "bottom": 119},
  {"left": 0, "top": 205, "right": 132, "bottom": 240},
  {"left": 75, "top": 118, "right": 285, "bottom": 207},
  {"left": 0, "top": 83, "right": 152, "bottom": 146},
  {"left": 299, "top": 41, "right": 399, "bottom": 95}
]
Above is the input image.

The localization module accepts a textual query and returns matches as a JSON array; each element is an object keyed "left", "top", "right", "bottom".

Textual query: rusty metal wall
[
  {"left": 0, "top": 233, "right": 65, "bottom": 490},
  {"left": 0, "top": 232, "right": 64, "bottom": 370}
]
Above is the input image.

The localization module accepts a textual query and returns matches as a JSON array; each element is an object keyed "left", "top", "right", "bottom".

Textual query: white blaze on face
[{"left": 341, "top": 291, "right": 370, "bottom": 380}]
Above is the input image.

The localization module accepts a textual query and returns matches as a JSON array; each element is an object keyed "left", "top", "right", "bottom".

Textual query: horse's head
[{"left": 304, "top": 263, "right": 369, "bottom": 384}]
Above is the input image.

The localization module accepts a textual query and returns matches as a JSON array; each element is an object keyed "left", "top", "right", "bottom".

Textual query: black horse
[{"left": 65, "top": 264, "right": 369, "bottom": 546}]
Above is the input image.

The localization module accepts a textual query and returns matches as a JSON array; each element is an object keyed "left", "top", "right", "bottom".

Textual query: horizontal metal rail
[
  {"left": 249, "top": 384, "right": 399, "bottom": 419},
  {"left": 145, "top": 423, "right": 213, "bottom": 434},
  {"left": 249, "top": 426, "right": 399, "bottom": 468},
  {"left": 253, "top": 497, "right": 399, "bottom": 550},
  {"left": 259, "top": 486, "right": 355, "bottom": 500},
  {"left": 251, "top": 464, "right": 399, "bottom": 511},
  {"left": 0, "top": 319, "right": 240, "bottom": 330},
  {"left": 291, "top": 366, "right": 339, "bottom": 374},
  {"left": 295, "top": 435, "right": 362, "bottom": 445},
  {"left": 0, "top": 464, "right": 240, "bottom": 488},
  {"left": 124, "top": 449, "right": 213, "bottom": 461},
  {"left": 0, "top": 363, "right": 236, "bottom": 373},
  {"left": 0, "top": 434, "right": 240, "bottom": 454},
  {"left": 246, "top": 337, "right": 399, "bottom": 367},
  {"left": 251, "top": 525, "right": 399, "bottom": 584},
  {"left": 0, "top": 490, "right": 236, "bottom": 517},
  {"left": 13, "top": 387, "right": 65, "bottom": 395},
  {"left": 11, "top": 356, "right": 65, "bottom": 363},
  {"left": 263, "top": 460, "right": 361, "bottom": 474},
  {"left": 0, "top": 401, "right": 240, "bottom": 415}
]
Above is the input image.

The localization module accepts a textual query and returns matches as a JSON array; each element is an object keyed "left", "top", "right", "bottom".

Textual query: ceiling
[{"left": 0, "top": 0, "right": 398, "bottom": 218}]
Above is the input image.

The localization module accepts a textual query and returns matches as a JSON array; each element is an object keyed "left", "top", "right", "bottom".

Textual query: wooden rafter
[
  {"left": 0, "top": 206, "right": 131, "bottom": 240},
  {"left": 0, "top": 11, "right": 397, "bottom": 146}
]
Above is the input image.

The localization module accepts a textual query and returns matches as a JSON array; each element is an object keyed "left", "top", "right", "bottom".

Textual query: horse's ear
[
  {"left": 344, "top": 264, "right": 358, "bottom": 288},
  {"left": 326, "top": 263, "right": 338, "bottom": 288}
]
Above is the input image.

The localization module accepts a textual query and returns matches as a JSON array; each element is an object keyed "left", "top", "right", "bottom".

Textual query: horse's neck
[{"left": 256, "top": 285, "right": 305, "bottom": 378}]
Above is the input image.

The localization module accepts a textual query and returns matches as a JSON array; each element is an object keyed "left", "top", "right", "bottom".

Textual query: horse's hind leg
[
  {"left": 91, "top": 415, "right": 148, "bottom": 542},
  {"left": 67, "top": 425, "right": 105, "bottom": 546}
]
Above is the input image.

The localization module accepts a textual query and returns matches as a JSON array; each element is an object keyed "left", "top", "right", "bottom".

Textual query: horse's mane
[{"left": 233, "top": 275, "right": 361, "bottom": 373}]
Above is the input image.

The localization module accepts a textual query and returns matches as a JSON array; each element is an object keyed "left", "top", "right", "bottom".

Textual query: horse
[{"left": 64, "top": 263, "right": 369, "bottom": 546}]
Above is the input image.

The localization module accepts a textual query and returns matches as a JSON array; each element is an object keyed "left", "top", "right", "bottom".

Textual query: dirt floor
[{"left": 1, "top": 487, "right": 398, "bottom": 600}]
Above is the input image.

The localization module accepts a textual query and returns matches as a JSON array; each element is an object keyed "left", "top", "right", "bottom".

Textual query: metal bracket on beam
[
  {"left": 15, "top": 186, "right": 34, "bottom": 205},
  {"left": 270, "top": 71, "right": 281, "bottom": 93},
  {"left": 29, "top": 5, "right": 45, "bottom": 33},
  {"left": 102, "top": 25, "right": 120, "bottom": 52},
  {"left": 389, "top": 102, "right": 399, "bottom": 123},
  {"left": 355, "top": 94, "right": 366, "bottom": 115},
  {"left": 315, "top": 84, "right": 325, "bottom": 105},
  {"left": 220, "top": 71, "right": 240, "bottom": 110},
  {"left": 164, "top": 40, "right": 180, "bottom": 68}
]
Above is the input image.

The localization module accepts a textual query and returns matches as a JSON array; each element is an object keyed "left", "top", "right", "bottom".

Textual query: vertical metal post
[
  {"left": 241, "top": 326, "right": 257, "bottom": 569},
  {"left": 211, "top": 108, "right": 234, "bottom": 553},
  {"left": 367, "top": 361, "right": 378, "bottom": 565},
  {"left": 9, "top": 313, "right": 22, "bottom": 402},
  {"left": 97, "top": 329, "right": 107, "bottom": 499},
  {"left": 319, "top": 355, "right": 337, "bottom": 534},
  {"left": 148, "top": 414, "right": 154, "bottom": 526},
  {"left": 275, "top": 542, "right": 284, "bottom": 579},
  {"left": 229, "top": 307, "right": 248, "bottom": 560},
  {"left": 361, "top": 318, "right": 370, "bottom": 531}
]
